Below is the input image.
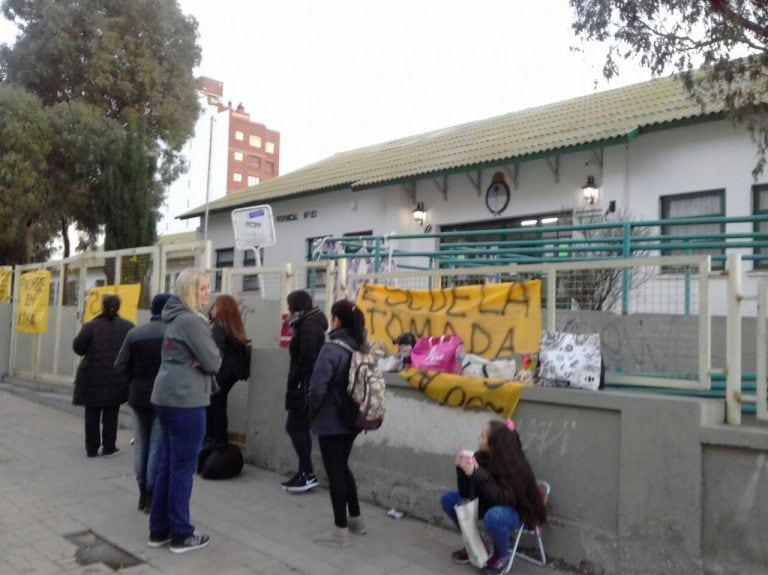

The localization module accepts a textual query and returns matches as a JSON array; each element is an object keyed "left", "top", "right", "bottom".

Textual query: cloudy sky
[{"left": 1, "top": 0, "right": 651, "bottom": 173}]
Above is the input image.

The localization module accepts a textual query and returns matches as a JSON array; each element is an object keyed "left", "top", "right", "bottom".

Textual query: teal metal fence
[{"left": 312, "top": 214, "right": 768, "bottom": 269}]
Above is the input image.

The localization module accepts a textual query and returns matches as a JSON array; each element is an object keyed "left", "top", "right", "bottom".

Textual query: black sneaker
[
  {"left": 138, "top": 492, "right": 147, "bottom": 512},
  {"left": 169, "top": 533, "right": 210, "bottom": 554},
  {"left": 285, "top": 472, "right": 319, "bottom": 493},
  {"left": 147, "top": 531, "right": 171, "bottom": 548},
  {"left": 280, "top": 472, "right": 301, "bottom": 490},
  {"left": 102, "top": 448, "right": 121, "bottom": 458}
]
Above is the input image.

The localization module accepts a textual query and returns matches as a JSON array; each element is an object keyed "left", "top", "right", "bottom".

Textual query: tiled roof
[{"left": 181, "top": 74, "right": 723, "bottom": 219}]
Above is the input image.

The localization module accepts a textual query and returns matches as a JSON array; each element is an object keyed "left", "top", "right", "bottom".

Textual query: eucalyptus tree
[
  {"left": 0, "top": 85, "right": 51, "bottom": 264},
  {"left": 570, "top": 0, "right": 768, "bottom": 174},
  {"left": 0, "top": 0, "right": 201, "bottom": 254}
]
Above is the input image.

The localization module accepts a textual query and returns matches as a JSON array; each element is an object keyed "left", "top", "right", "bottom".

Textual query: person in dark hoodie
[
  {"left": 307, "top": 299, "right": 367, "bottom": 548},
  {"left": 148, "top": 269, "right": 221, "bottom": 554},
  {"left": 114, "top": 293, "right": 172, "bottom": 514},
  {"left": 72, "top": 294, "right": 134, "bottom": 458},
  {"left": 281, "top": 290, "right": 328, "bottom": 493}
]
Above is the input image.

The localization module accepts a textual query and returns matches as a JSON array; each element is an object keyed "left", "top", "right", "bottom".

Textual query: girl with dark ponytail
[{"left": 306, "top": 299, "right": 367, "bottom": 547}]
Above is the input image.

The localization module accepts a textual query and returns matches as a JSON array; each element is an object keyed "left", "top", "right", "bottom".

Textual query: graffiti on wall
[{"left": 520, "top": 418, "right": 577, "bottom": 456}]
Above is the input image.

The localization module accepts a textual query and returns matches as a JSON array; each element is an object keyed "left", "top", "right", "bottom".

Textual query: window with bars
[
  {"left": 753, "top": 184, "right": 768, "bottom": 270},
  {"left": 242, "top": 249, "right": 263, "bottom": 292},
  {"left": 660, "top": 189, "right": 725, "bottom": 271},
  {"left": 214, "top": 248, "right": 234, "bottom": 292}
]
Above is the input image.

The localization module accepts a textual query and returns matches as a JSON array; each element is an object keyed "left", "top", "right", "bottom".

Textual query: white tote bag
[{"left": 454, "top": 497, "right": 490, "bottom": 568}]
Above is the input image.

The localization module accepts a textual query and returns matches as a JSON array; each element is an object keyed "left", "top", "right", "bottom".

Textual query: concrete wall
[
  {"left": 245, "top": 347, "right": 768, "bottom": 575},
  {"left": 0, "top": 304, "right": 11, "bottom": 376}
]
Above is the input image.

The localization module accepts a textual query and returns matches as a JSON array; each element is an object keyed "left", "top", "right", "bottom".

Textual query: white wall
[{"left": 199, "top": 118, "right": 768, "bottom": 314}]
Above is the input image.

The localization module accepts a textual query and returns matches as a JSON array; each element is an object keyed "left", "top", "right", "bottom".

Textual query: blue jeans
[
  {"left": 440, "top": 490, "right": 522, "bottom": 556},
  {"left": 149, "top": 406, "right": 206, "bottom": 541},
  {"left": 132, "top": 407, "right": 160, "bottom": 494}
]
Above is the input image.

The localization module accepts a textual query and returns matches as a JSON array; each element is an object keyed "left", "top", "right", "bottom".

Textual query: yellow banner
[
  {"left": 0, "top": 269, "right": 11, "bottom": 304},
  {"left": 357, "top": 281, "right": 541, "bottom": 358},
  {"left": 402, "top": 368, "right": 526, "bottom": 419},
  {"left": 84, "top": 284, "right": 141, "bottom": 324},
  {"left": 17, "top": 270, "right": 51, "bottom": 334}
]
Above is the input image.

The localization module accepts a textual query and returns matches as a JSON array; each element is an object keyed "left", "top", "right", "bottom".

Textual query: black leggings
[
  {"left": 84, "top": 405, "right": 119, "bottom": 455},
  {"left": 318, "top": 433, "right": 360, "bottom": 528}
]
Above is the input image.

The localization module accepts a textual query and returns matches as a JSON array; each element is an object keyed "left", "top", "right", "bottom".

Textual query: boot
[
  {"left": 313, "top": 526, "right": 350, "bottom": 548},
  {"left": 138, "top": 489, "right": 147, "bottom": 512},
  {"left": 348, "top": 516, "right": 367, "bottom": 535},
  {"left": 143, "top": 494, "right": 152, "bottom": 515}
]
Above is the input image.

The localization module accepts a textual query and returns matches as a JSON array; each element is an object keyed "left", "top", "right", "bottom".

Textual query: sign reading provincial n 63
[{"left": 231, "top": 205, "right": 276, "bottom": 250}]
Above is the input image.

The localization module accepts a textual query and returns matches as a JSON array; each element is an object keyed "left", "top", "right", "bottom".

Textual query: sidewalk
[{"left": 0, "top": 389, "right": 556, "bottom": 575}]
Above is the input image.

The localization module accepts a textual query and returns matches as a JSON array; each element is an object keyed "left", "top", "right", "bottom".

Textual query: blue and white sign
[{"left": 232, "top": 205, "right": 277, "bottom": 249}]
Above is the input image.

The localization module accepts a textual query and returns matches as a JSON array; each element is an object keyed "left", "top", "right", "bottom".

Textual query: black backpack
[{"left": 198, "top": 443, "right": 244, "bottom": 480}]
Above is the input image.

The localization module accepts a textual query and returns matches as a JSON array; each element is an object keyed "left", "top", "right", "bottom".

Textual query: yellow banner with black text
[
  {"left": 402, "top": 368, "right": 526, "bottom": 419},
  {"left": 84, "top": 284, "right": 142, "bottom": 325},
  {"left": 356, "top": 281, "right": 541, "bottom": 358},
  {"left": 17, "top": 270, "right": 51, "bottom": 334}
]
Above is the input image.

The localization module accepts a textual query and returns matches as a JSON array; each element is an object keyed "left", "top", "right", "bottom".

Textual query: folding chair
[{"left": 509, "top": 480, "right": 550, "bottom": 567}]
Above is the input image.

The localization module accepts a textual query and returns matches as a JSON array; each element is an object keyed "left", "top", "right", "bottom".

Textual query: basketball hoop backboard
[{"left": 232, "top": 205, "right": 276, "bottom": 250}]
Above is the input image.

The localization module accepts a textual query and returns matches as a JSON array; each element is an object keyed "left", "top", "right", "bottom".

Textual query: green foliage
[
  {"left": 104, "top": 115, "right": 156, "bottom": 252},
  {"left": 1, "top": 0, "right": 201, "bottom": 184},
  {"left": 569, "top": 0, "right": 768, "bottom": 175},
  {"left": 43, "top": 101, "right": 124, "bottom": 256},
  {"left": 0, "top": 0, "right": 201, "bottom": 261},
  {"left": 0, "top": 85, "right": 53, "bottom": 263}
]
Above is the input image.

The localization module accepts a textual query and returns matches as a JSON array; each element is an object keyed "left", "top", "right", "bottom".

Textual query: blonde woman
[{"left": 148, "top": 268, "right": 221, "bottom": 554}]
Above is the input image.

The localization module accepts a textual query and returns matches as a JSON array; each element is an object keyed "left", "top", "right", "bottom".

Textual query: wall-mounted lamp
[
  {"left": 412, "top": 201, "right": 426, "bottom": 225},
  {"left": 582, "top": 175, "right": 599, "bottom": 204}
]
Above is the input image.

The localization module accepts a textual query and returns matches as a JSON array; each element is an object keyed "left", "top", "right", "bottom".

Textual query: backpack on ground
[
  {"left": 329, "top": 340, "right": 386, "bottom": 431},
  {"left": 198, "top": 442, "right": 244, "bottom": 480}
]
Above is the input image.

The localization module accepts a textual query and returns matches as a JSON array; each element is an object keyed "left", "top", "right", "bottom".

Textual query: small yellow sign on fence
[
  {"left": 17, "top": 270, "right": 51, "bottom": 334},
  {"left": 84, "top": 284, "right": 141, "bottom": 325},
  {"left": 0, "top": 269, "right": 11, "bottom": 304}
]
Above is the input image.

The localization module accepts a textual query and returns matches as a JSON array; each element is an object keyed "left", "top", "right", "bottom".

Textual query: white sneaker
[
  {"left": 285, "top": 472, "right": 319, "bottom": 493},
  {"left": 169, "top": 533, "right": 210, "bottom": 554},
  {"left": 313, "top": 527, "right": 350, "bottom": 548},
  {"left": 348, "top": 516, "right": 367, "bottom": 535}
]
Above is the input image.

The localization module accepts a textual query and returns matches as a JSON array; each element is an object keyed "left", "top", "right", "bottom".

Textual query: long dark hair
[
  {"left": 330, "top": 299, "right": 366, "bottom": 347},
  {"left": 287, "top": 290, "right": 313, "bottom": 314},
  {"left": 210, "top": 295, "right": 248, "bottom": 345},
  {"left": 486, "top": 420, "right": 547, "bottom": 527}
]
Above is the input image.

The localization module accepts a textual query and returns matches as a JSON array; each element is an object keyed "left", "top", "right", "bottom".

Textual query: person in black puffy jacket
[
  {"left": 115, "top": 293, "right": 172, "bottom": 512},
  {"left": 281, "top": 290, "right": 327, "bottom": 493},
  {"left": 72, "top": 295, "right": 134, "bottom": 457}
]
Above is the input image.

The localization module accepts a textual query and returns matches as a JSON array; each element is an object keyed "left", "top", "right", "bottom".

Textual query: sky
[{"left": 0, "top": 0, "right": 652, "bottom": 174}]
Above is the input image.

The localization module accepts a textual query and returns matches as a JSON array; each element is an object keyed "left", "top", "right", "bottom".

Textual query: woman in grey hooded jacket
[{"left": 148, "top": 268, "right": 221, "bottom": 554}]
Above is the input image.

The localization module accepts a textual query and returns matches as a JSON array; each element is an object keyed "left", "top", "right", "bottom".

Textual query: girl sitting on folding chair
[{"left": 440, "top": 420, "right": 547, "bottom": 575}]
